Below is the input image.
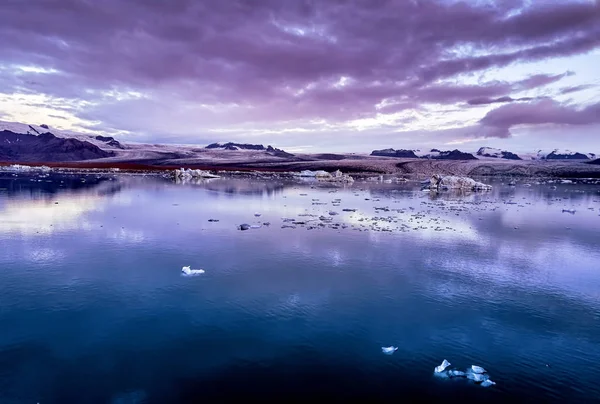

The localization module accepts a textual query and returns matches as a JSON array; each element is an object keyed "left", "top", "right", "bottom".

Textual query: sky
[{"left": 0, "top": 0, "right": 599, "bottom": 153}]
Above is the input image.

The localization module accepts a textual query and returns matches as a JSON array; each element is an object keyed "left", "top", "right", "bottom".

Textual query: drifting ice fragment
[
  {"left": 381, "top": 346, "right": 398, "bottom": 355},
  {"left": 471, "top": 365, "right": 487, "bottom": 374},
  {"left": 481, "top": 379, "right": 496, "bottom": 387},
  {"left": 448, "top": 370, "right": 466, "bottom": 378},
  {"left": 562, "top": 209, "right": 576, "bottom": 214},
  {"left": 182, "top": 266, "right": 205, "bottom": 276},
  {"left": 467, "top": 372, "right": 488, "bottom": 383},
  {"left": 238, "top": 223, "right": 250, "bottom": 230},
  {"left": 435, "top": 359, "right": 451, "bottom": 373},
  {"left": 250, "top": 224, "right": 262, "bottom": 229}
]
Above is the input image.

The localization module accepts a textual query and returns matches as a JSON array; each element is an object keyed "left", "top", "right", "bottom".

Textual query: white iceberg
[
  {"left": 174, "top": 168, "right": 220, "bottom": 179},
  {"left": 435, "top": 359, "right": 451, "bottom": 373},
  {"left": 429, "top": 174, "right": 492, "bottom": 191},
  {"left": 381, "top": 346, "right": 398, "bottom": 355},
  {"left": 481, "top": 379, "right": 496, "bottom": 387},
  {"left": 181, "top": 265, "right": 205, "bottom": 276},
  {"left": 2, "top": 164, "right": 52, "bottom": 173},
  {"left": 471, "top": 365, "right": 487, "bottom": 374},
  {"left": 467, "top": 372, "right": 488, "bottom": 383},
  {"left": 448, "top": 370, "right": 466, "bottom": 378}
]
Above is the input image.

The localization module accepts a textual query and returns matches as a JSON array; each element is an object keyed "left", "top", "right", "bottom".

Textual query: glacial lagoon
[{"left": 1, "top": 172, "right": 599, "bottom": 402}]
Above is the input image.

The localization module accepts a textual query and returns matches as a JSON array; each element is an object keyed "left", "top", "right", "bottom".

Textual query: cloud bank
[{"left": 0, "top": 0, "right": 598, "bottom": 151}]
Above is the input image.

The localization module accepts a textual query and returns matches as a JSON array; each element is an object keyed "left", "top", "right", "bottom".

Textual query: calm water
[{"left": 1, "top": 172, "right": 599, "bottom": 403}]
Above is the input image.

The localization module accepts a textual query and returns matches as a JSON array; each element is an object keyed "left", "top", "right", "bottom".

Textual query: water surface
[{"left": 1, "top": 172, "right": 599, "bottom": 403}]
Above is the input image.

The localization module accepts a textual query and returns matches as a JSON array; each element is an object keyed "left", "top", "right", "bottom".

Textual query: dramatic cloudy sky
[{"left": 0, "top": 0, "right": 599, "bottom": 152}]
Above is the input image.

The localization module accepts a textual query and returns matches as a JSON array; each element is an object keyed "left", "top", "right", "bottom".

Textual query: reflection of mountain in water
[
  {"left": 176, "top": 178, "right": 287, "bottom": 197},
  {"left": 0, "top": 173, "right": 115, "bottom": 197}
]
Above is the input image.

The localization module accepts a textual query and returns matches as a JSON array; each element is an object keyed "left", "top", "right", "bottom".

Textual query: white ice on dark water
[
  {"left": 471, "top": 365, "right": 487, "bottom": 374},
  {"left": 467, "top": 372, "right": 488, "bottom": 383},
  {"left": 433, "top": 360, "right": 496, "bottom": 388},
  {"left": 435, "top": 359, "right": 451, "bottom": 373},
  {"left": 448, "top": 370, "right": 466, "bottom": 378},
  {"left": 381, "top": 346, "right": 398, "bottom": 355},
  {"left": 481, "top": 379, "right": 496, "bottom": 387},
  {"left": 181, "top": 265, "right": 205, "bottom": 276}
]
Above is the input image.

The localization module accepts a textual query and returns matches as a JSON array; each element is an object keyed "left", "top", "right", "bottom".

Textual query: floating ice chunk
[
  {"left": 562, "top": 209, "right": 576, "bottom": 214},
  {"left": 448, "top": 370, "right": 466, "bottom": 378},
  {"left": 249, "top": 224, "right": 262, "bottom": 229},
  {"left": 435, "top": 359, "right": 451, "bottom": 373},
  {"left": 471, "top": 365, "right": 487, "bottom": 374},
  {"left": 238, "top": 223, "right": 250, "bottom": 230},
  {"left": 481, "top": 379, "right": 496, "bottom": 387},
  {"left": 467, "top": 372, "right": 488, "bottom": 383},
  {"left": 381, "top": 346, "right": 398, "bottom": 355},
  {"left": 254, "top": 213, "right": 261, "bottom": 217},
  {"left": 182, "top": 266, "right": 205, "bottom": 276}
]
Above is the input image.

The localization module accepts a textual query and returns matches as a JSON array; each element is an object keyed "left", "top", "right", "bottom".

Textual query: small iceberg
[
  {"left": 448, "top": 370, "right": 466, "bottom": 378},
  {"left": 381, "top": 346, "right": 398, "bottom": 355},
  {"left": 238, "top": 223, "right": 251, "bottom": 230},
  {"left": 249, "top": 224, "right": 262, "bottom": 229},
  {"left": 467, "top": 372, "right": 488, "bottom": 383},
  {"left": 562, "top": 209, "right": 576, "bottom": 214},
  {"left": 481, "top": 379, "right": 496, "bottom": 387},
  {"left": 434, "top": 360, "right": 495, "bottom": 388},
  {"left": 182, "top": 266, "right": 205, "bottom": 276},
  {"left": 471, "top": 365, "right": 487, "bottom": 374},
  {"left": 435, "top": 359, "right": 451, "bottom": 373}
]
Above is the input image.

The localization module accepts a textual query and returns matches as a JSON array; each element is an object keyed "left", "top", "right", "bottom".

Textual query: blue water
[{"left": 1, "top": 172, "right": 600, "bottom": 403}]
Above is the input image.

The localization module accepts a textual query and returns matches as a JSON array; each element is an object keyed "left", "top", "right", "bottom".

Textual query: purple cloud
[
  {"left": 479, "top": 99, "right": 600, "bottom": 138},
  {"left": 560, "top": 84, "right": 597, "bottom": 95},
  {"left": 468, "top": 96, "right": 537, "bottom": 106},
  {"left": 0, "top": 0, "right": 598, "bottom": 145}
]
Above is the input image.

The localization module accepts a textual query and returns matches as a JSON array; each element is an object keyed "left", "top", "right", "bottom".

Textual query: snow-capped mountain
[
  {"left": 371, "top": 148, "right": 478, "bottom": 160},
  {"left": 414, "top": 149, "right": 478, "bottom": 160},
  {"left": 534, "top": 149, "right": 593, "bottom": 160},
  {"left": 0, "top": 129, "right": 114, "bottom": 162},
  {"left": 476, "top": 147, "right": 521, "bottom": 160},
  {"left": 370, "top": 148, "right": 418, "bottom": 158},
  {"left": 0, "top": 121, "right": 125, "bottom": 150},
  {"left": 205, "top": 142, "right": 293, "bottom": 157}
]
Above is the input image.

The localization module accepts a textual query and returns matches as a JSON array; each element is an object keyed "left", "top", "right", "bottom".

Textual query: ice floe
[
  {"left": 381, "top": 346, "right": 398, "bottom": 355},
  {"left": 429, "top": 174, "right": 492, "bottom": 191},
  {"left": 434, "top": 359, "right": 451, "bottom": 373},
  {"left": 1, "top": 164, "right": 52, "bottom": 172},
  {"left": 174, "top": 168, "right": 220, "bottom": 179},
  {"left": 471, "top": 365, "right": 487, "bottom": 374},
  {"left": 181, "top": 266, "right": 205, "bottom": 275},
  {"left": 434, "top": 360, "right": 496, "bottom": 388}
]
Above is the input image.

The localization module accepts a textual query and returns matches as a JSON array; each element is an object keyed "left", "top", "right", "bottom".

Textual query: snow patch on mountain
[
  {"left": 476, "top": 147, "right": 521, "bottom": 160},
  {"left": 534, "top": 149, "right": 592, "bottom": 160}
]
